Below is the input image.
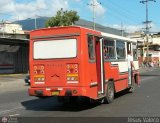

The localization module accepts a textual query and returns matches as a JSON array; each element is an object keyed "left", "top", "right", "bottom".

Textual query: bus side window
[
  {"left": 88, "top": 35, "right": 95, "bottom": 60},
  {"left": 116, "top": 40, "right": 125, "bottom": 59},
  {"left": 104, "top": 39, "right": 116, "bottom": 59}
]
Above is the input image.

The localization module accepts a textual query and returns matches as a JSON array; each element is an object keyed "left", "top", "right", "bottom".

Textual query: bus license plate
[{"left": 52, "top": 91, "right": 59, "bottom": 95}]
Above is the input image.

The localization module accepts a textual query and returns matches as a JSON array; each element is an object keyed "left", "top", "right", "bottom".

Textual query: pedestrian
[
  {"left": 103, "top": 46, "right": 110, "bottom": 59},
  {"left": 127, "top": 51, "right": 135, "bottom": 86}
]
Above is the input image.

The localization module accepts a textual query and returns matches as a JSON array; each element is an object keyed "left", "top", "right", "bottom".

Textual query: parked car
[{"left": 24, "top": 75, "right": 30, "bottom": 85}]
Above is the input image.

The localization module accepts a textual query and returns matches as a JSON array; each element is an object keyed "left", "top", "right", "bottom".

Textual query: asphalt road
[{"left": 0, "top": 69, "right": 160, "bottom": 119}]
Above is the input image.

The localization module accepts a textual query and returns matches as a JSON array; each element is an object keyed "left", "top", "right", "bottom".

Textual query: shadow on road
[
  {"left": 21, "top": 97, "right": 101, "bottom": 112},
  {"left": 115, "top": 89, "right": 131, "bottom": 99},
  {"left": 21, "top": 90, "right": 131, "bottom": 112}
]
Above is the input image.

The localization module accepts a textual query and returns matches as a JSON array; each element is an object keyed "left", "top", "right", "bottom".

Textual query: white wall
[
  {"left": 0, "top": 23, "right": 24, "bottom": 34},
  {"left": 152, "top": 38, "right": 160, "bottom": 45}
]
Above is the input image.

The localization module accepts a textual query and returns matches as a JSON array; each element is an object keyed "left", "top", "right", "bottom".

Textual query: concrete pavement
[{"left": 0, "top": 74, "right": 28, "bottom": 94}]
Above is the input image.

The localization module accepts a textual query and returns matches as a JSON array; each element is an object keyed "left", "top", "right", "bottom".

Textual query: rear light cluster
[
  {"left": 66, "top": 64, "right": 79, "bottom": 83},
  {"left": 33, "top": 65, "right": 45, "bottom": 84}
]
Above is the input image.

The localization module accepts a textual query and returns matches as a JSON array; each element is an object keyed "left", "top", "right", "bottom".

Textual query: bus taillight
[
  {"left": 66, "top": 64, "right": 79, "bottom": 83},
  {"left": 33, "top": 65, "right": 45, "bottom": 84}
]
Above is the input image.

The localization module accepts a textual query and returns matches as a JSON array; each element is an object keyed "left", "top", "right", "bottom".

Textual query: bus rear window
[{"left": 33, "top": 39, "right": 77, "bottom": 59}]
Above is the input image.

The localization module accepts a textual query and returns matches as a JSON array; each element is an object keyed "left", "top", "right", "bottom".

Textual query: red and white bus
[{"left": 28, "top": 26, "right": 140, "bottom": 103}]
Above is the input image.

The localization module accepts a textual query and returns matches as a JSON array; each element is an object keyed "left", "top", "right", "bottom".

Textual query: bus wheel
[{"left": 103, "top": 81, "right": 114, "bottom": 104}]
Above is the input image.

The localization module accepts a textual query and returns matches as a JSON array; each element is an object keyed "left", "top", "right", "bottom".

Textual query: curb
[
  {"left": 0, "top": 74, "right": 27, "bottom": 77},
  {"left": 139, "top": 67, "right": 160, "bottom": 73}
]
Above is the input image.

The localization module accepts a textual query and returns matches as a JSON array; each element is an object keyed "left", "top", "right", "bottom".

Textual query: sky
[{"left": 0, "top": 0, "right": 160, "bottom": 33}]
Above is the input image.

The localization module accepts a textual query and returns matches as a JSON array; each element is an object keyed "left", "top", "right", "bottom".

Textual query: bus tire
[{"left": 103, "top": 81, "right": 114, "bottom": 104}]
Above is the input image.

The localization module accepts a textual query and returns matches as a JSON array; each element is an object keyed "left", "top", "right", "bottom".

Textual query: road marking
[
  {"left": 9, "top": 114, "right": 20, "bottom": 117},
  {"left": 0, "top": 106, "right": 24, "bottom": 115},
  {"left": 0, "top": 74, "right": 25, "bottom": 77}
]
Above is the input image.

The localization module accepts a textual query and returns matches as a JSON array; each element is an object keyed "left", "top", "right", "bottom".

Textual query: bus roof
[
  {"left": 101, "top": 32, "right": 137, "bottom": 43},
  {"left": 30, "top": 26, "right": 81, "bottom": 33},
  {"left": 30, "top": 26, "right": 137, "bottom": 43}
]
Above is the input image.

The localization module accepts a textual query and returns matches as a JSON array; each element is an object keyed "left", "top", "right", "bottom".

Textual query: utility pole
[
  {"left": 88, "top": 0, "right": 101, "bottom": 30},
  {"left": 34, "top": 6, "right": 48, "bottom": 29},
  {"left": 120, "top": 22, "right": 124, "bottom": 37},
  {"left": 35, "top": 15, "right": 37, "bottom": 29},
  {"left": 140, "top": 0, "right": 156, "bottom": 63}
]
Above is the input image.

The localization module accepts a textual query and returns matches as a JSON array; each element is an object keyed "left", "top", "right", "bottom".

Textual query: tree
[{"left": 45, "top": 8, "right": 79, "bottom": 27}]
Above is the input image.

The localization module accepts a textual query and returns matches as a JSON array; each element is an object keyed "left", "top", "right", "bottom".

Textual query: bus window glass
[
  {"left": 116, "top": 40, "right": 125, "bottom": 59},
  {"left": 34, "top": 39, "right": 77, "bottom": 59},
  {"left": 88, "top": 35, "right": 95, "bottom": 60},
  {"left": 132, "top": 43, "right": 137, "bottom": 60},
  {"left": 104, "top": 39, "right": 115, "bottom": 59}
]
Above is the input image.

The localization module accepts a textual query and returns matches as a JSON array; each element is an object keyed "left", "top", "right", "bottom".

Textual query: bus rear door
[{"left": 95, "top": 37, "right": 105, "bottom": 95}]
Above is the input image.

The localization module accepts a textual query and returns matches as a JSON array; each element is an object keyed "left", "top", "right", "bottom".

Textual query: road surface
[{"left": 0, "top": 69, "right": 160, "bottom": 122}]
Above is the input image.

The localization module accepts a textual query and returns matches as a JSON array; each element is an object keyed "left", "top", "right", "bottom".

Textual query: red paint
[{"left": 28, "top": 26, "right": 140, "bottom": 100}]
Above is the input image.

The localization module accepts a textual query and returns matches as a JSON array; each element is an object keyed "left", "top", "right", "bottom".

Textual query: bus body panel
[
  {"left": 29, "top": 26, "right": 140, "bottom": 100},
  {"left": 29, "top": 26, "right": 101, "bottom": 99}
]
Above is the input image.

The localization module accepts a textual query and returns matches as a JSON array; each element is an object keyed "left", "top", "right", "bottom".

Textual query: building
[
  {"left": 0, "top": 22, "right": 29, "bottom": 74},
  {"left": 128, "top": 32, "right": 160, "bottom": 67},
  {"left": 0, "top": 21, "right": 24, "bottom": 34}
]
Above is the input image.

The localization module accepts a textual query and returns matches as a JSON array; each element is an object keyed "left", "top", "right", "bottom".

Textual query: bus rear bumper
[{"left": 28, "top": 87, "right": 90, "bottom": 97}]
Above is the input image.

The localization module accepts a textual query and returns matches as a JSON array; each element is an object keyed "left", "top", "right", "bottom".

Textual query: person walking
[{"left": 127, "top": 51, "right": 135, "bottom": 86}]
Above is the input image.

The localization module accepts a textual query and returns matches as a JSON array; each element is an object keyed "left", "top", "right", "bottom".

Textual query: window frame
[
  {"left": 33, "top": 38, "right": 77, "bottom": 60},
  {"left": 103, "top": 38, "right": 116, "bottom": 61},
  {"left": 87, "top": 34, "right": 96, "bottom": 62},
  {"left": 116, "top": 40, "right": 126, "bottom": 60}
]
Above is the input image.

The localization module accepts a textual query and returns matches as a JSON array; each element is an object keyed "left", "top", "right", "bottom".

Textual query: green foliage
[{"left": 45, "top": 9, "right": 79, "bottom": 27}]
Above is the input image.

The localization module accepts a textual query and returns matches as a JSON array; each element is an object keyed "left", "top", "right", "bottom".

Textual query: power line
[{"left": 102, "top": 1, "right": 142, "bottom": 25}]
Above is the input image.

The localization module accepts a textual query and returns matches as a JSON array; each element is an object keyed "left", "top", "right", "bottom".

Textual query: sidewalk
[
  {"left": 0, "top": 74, "right": 28, "bottom": 94},
  {"left": 139, "top": 66, "right": 160, "bottom": 73}
]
